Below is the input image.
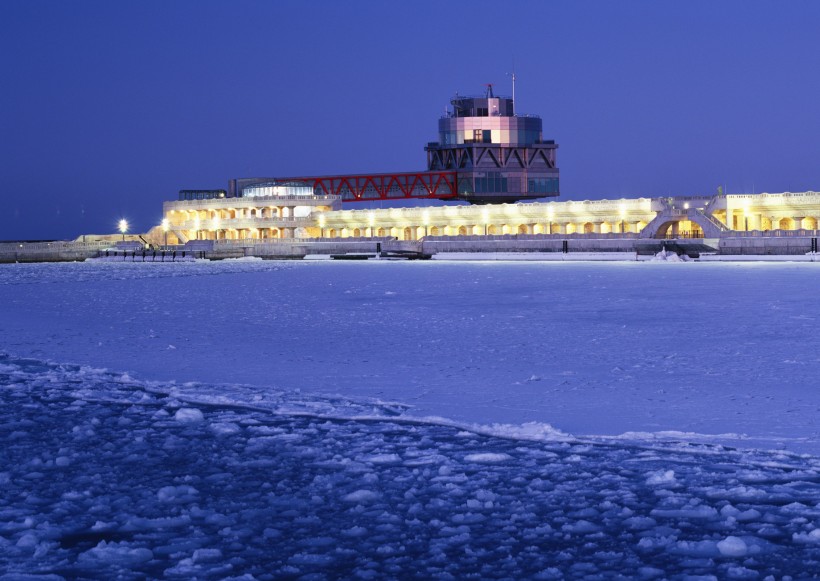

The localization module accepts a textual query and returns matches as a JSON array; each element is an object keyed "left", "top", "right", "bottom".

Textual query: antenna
[{"left": 507, "top": 56, "right": 516, "bottom": 114}]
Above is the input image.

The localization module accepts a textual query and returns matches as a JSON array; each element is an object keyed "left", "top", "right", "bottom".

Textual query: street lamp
[
  {"left": 118, "top": 219, "right": 128, "bottom": 242},
  {"left": 161, "top": 218, "right": 169, "bottom": 247}
]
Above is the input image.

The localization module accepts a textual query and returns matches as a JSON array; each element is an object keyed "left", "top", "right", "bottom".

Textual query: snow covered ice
[{"left": 2, "top": 260, "right": 820, "bottom": 578}]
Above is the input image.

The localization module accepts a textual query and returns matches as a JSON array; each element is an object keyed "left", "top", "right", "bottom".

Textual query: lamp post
[
  {"left": 161, "top": 218, "right": 169, "bottom": 247},
  {"left": 118, "top": 219, "right": 128, "bottom": 242}
]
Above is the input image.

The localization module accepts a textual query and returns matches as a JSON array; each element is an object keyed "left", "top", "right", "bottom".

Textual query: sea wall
[
  {"left": 2, "top": 235, "right": 818, "bottom": 263},
  {"left": 0, "top": 241, "right": 109, "bottom": 264},
  {"left": 718, "top": 236, "right": 815, "bottom": 255}
]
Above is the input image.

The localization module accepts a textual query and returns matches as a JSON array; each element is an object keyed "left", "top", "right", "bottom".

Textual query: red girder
[{"left": 279, "top": 171, "right": 458, "bottom": 203}]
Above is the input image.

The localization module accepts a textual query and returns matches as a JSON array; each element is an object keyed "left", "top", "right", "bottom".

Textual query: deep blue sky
[{"left": 2, "top": 1, "right": 820, "bottom": 240}]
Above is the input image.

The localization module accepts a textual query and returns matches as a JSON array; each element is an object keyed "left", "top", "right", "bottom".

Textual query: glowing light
[
  {"left": 161, "top": 218, "right": 169, "bottom": 232},
  {"left": 118, "top": 219, "right": 129, "bottom": 234},
  {"left": 683, "top": 202, "right": 690, "bottom": 210}
]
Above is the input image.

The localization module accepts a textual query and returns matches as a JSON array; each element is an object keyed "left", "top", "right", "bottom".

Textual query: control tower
[
  {"left": 211, "top": 86, "right": 558, "bottom": 205},
  {"left": 425, "top": 85, "right": 559, "bottom": 203}
]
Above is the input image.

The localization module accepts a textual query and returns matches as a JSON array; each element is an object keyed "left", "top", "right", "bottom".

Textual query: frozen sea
[{"left": 2, "top": 259, "right": 820, "bottom": 579}]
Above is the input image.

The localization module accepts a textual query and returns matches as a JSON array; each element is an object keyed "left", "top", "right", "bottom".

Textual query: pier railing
[
  {"left": 214, "top": 236, "right": 395, "bottom": 245},
  {"left": 725, "top": 229, "right": 818, "bottom": 238},
  {"left": 0, "top": 240, "right": 111, "bottom": 253}
]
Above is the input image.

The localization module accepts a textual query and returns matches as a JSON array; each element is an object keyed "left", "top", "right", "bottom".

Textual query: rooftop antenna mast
[{"left": 507, "top": 56, "right": 516, "bottom": 114}]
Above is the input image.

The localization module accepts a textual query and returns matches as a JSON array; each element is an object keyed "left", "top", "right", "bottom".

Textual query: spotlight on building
[{"left": 118, "top": 219, "right": 129, "bottom": 241}]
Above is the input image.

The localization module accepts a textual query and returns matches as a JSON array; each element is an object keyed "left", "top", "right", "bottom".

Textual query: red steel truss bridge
[{"left": 279, "top": 171, "right": 458, "bottom": 202}]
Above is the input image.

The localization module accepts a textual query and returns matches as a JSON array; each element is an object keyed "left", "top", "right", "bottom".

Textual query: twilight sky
[{"left": 2, "top": 0, "right": 820, "bottom": 240}]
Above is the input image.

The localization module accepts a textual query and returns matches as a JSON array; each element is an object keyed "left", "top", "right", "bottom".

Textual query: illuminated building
[{"left": 151, "top": 88, "right": 820, "bottom": 247}]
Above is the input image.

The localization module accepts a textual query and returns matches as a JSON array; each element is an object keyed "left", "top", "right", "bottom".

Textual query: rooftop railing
[
  {"left": 175, "top": 216, "right": 313, "bottom": 229},
  {"left": 165, "top": 195, "right": 340, "bottom": 207},
  {"left": 441, "top": 112, "right": 542, "bottom": 120}
]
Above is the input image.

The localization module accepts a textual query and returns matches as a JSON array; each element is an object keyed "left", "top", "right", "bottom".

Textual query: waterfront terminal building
[
  {"left": 160, "top": 188, "right": 820, "bottom": 246},
  {"left": 156, "top": 87, "right": 820, "bottom": 254},
  {"left": 4, "top": 88, "right": 820, "bottom": 262}
]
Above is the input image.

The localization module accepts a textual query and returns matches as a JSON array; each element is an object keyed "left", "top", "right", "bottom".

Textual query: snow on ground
[
  {"left": 2, "top": 259, "right": 820, "bottom": 577},
  {"left": 1, "top": 260, "right": 819, "bottom": 453}
]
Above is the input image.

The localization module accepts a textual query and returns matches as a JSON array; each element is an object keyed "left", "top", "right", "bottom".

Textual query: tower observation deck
[
  {"left": 208, "top": 86, "right": 558, "bottom": 205},
  {"left": 426, "top": 85, "right": 559, "bottom": 203}
]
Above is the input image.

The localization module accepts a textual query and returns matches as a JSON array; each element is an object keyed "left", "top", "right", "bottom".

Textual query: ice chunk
[
  {"left": 562, "top": 520, "right": 601, "bottom": 534},
  {"left": 174, "top": 408, "right": 204, "bottom": 423},
  {"left": 210, "top": 422, "right": 241, "bottom": 436},
  {"left": 343, "top": 490, "right": 380, "bottom": 503},
  {"left": 157, "top": 485, "right": 199, "bottom": 504},
  {"left": 668, "top": 539, "right": 719, "bottom": 557},
  {"left": 463, "top": 453, "right": 511, "bottom": 464},
  {"left": 792, "top": 528, "right": 820, "bottom": 544},
  {"left": 193, "top": 548, "right": 223, "bottom": 563},
  {"left": 646, "top": 470, "right": 676, "bottom": 486},
  {"left": 533, "top": 568, "right": 563, "bottom": 580},
  {"left": 717, "top": 536, "right": 748, "bottom": 557},
  {"left": 15, "top": 533, "right": 38, "bottom": 549},
  {"left": 288, "top": 552, "right": 335, "bottom": 566},
  {"left": 366, "top": 454, "right": 401, "bottom": 464},
  {"left": 652, "top": 505, "right": 718, "bottom": 519},
  {"left": 726, "top": 566, "right": 759, "bottom": 579},
  {"left": 342, "top": 526, "right": 367, "bottom": 537},
  {"left": 78, "top": 541, "right": 154, "bottom": 565}
]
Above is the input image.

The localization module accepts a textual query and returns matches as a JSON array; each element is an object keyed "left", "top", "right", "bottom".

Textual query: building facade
[{"left": 157, "top": 190, "right": 820, "bottom": 245}]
